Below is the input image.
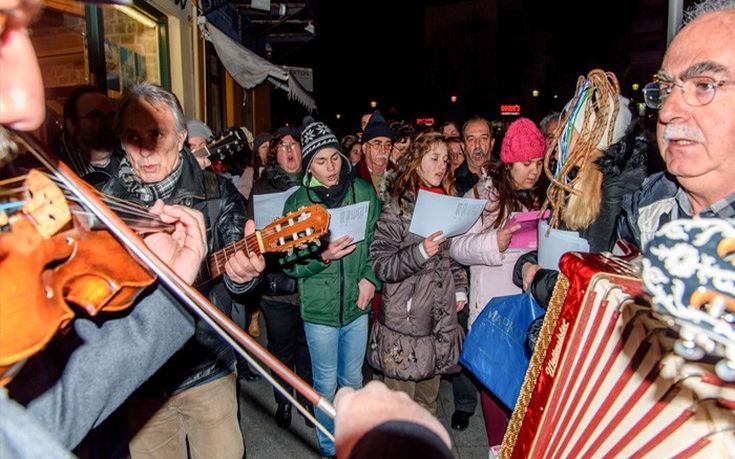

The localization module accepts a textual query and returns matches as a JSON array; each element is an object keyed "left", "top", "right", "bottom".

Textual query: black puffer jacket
[
  {"left": 513, "top": 124, "right": 652, "bottom": 308},
  {"left": 101, "top": 149, "right": 259, "bottom": 395},
  {"left": 247, "top": 166, "right": 300, "bottom": 304}
]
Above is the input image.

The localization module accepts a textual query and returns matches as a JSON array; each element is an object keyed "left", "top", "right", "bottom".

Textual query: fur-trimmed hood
[
  {"left": 379, "top": 169, "right": 417, "bottom": 218},
  {"left": 595, "top": 122, "right": 652, "bottom": 179}
]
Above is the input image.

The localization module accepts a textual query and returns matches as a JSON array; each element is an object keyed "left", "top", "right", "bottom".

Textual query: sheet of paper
[
  {"left": 253, "top": 186, "right": 299, "bottom": 229},
  {"left": 408, "top": 189, "right": 486, "bottom": 238},
  {"left": 537, "top": 219, "right": 590, "bottom": 269},
  {"left": 507, "top": 210, "right": 550, "bottom": 250},
  {"left": 327, "top": 201, "right": 370, "bottom": 243}
]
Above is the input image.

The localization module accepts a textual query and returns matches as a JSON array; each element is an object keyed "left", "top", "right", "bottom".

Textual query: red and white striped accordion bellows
[{"left": 501, "top": 252, "right": 735, "bottom": 459}]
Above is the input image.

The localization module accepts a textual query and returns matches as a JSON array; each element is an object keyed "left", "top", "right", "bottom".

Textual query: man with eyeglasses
[
  {"left": 54, "top": 84, "right": 122, "bottom": 186},
  {"left": 358, "top": 110, "right": 394, "bottom": 192},
  {"left": 618, "top": 0, "right": 735, "bottom": 249}
]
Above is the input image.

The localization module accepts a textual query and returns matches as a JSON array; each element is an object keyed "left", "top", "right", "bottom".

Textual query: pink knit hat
[{"left": 500, "top": 117, "right": 546, "bottom": 163}]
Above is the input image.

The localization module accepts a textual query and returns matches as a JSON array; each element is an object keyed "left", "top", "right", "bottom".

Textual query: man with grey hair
[
  {"left": 539, "top": 111, "right": 561, "bottom": 141},
  {"left": 102, "top": 82, "right": 265, "bottom": 458},
  {"left": 618, "top": 0, "right": 735, "bottom": 248}
]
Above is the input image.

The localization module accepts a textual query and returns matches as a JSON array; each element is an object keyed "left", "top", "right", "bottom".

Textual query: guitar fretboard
[{"left": 195, "top": 232, "right": 261, "bottom": 285}]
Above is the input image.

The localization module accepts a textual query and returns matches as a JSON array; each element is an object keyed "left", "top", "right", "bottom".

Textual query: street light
[
  {"left": 450, "top": 95, "right": 458, "bottom": 103},
  {"left": 336, "top": 113, "right": 341, "bottom": 120},
  {"left": 370, "top": 100, "right": 377, "bottom": 108},
  {"left": 532, "top": 89, "right": 540, "bottom": 98}
]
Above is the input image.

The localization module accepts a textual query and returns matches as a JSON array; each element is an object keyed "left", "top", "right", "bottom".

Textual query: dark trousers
[
  {"left": 453, "top": 305, "right": 478, "bottom": 414},
  {"left": 260, "top": 298, "right": 313, "bottom": 405}
]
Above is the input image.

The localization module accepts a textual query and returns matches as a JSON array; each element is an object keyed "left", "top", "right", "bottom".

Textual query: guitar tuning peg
[
  {"left": 286, "top": 248, "right": 294, "bottom": 256},
  {"left": 313, "top": 239, "right": 321, "bottom": 247}
]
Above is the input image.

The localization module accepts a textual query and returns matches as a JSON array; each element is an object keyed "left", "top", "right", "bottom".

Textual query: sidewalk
[{"left": 237, "top": 324, "right": 489, "bottom": 458}]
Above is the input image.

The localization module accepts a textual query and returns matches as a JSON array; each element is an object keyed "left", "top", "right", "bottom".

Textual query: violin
[
  {"left": 0, "top": 127, "right": 337, "bottom": 439},
  {"left": 0, "top": 170, "right": 156, "bottom": 385}
]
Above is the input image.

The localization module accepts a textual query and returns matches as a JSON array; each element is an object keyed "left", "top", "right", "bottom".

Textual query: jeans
[{"left": 303, "top": 314, "right": 369, "bottom": 456}]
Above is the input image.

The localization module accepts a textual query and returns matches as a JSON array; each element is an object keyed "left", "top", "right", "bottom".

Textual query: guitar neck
[{"left": 196, "top": 232, "right": 263, "bottom": 285}]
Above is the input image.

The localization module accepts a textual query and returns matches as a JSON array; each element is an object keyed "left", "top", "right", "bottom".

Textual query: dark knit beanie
[
  {"left": 362, "top": 110, "right": 394, "bottom": 143},
  {"left": 275, "top": 125, "right": 301, "bottom": 140},
  {"left": 252, "top": 132, "right": 272, "bottom": 152},
  {"left": 300, "top": 122, "right": 351, "bottom": 171}
]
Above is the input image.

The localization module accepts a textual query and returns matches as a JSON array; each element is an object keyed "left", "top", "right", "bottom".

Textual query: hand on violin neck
[
  {"left": 144, "top": 200, "right": 207, "bottom": 284},
  {"left": 225, "top": 219, "right": 265, "bottom": 285}
]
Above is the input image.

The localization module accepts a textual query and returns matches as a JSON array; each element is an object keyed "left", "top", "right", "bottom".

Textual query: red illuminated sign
[
  {"left": 500, "top": 104, "right": 521, "bottom": 116},
  {"left": 415, "top": 117, "right": 435, "bottom": 126}
]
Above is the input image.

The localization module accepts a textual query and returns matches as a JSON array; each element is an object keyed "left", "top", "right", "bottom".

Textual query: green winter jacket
[{"left": 281, "top": 177, "right": 382, "bottom": 327}]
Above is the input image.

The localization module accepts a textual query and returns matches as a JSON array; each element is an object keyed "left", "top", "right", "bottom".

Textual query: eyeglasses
[
  {"left": 642, "top": 76, "right": 733, "bottom": 109},
  {"left": 277, "top": 141, "right": 299, "bottom": 151},
  {"left": 367, "top": 140, "right": 393, "bottom": 151},
  {"left": 78, "top": 110, "right": 115, "bottom": 124}
]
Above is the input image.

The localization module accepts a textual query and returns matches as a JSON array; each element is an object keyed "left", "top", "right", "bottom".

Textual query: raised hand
[
  {"left": 497, "top": 222, "right": 521, "bottom": 253},
  {"left": 422, "top": 231, "right": 445, "bottom": 258},
  {"left": 321, "top": 235, "right": 356, "bottom": 263}
]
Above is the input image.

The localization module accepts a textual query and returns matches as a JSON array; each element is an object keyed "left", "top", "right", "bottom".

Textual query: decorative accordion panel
[{"left": 501, "top": 252, "right": 735, "bottom": 459}]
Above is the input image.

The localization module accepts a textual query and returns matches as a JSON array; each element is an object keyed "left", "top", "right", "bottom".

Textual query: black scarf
[{"left": 308, "top": 160, "right": 352, "bottom": 209}]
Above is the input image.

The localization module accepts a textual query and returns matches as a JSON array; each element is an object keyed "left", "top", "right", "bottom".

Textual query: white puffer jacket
[{"left": 449, "top": 177, "right": 532, "bottom": 326}]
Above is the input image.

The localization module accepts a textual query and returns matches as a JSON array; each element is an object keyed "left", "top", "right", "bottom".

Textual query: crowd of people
[{"left": 1, "top": 0, "right": 734, "bottom": 458}]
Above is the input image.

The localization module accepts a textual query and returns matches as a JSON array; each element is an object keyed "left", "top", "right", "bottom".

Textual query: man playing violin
[
  {"left": 100, "top": 82, "right": 265, "bottom": 458},
  {"left": 0, "top": 0, "right": 262, "bottom": 456}
]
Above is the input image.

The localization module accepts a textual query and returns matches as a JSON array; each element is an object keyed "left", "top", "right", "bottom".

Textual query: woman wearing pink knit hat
[{"left": 449, "top": 117, "right": 547, "bottom": 454}]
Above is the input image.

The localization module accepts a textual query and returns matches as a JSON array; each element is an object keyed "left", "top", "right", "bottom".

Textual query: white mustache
[
  {"left": 375, "top": 154, "right": 388, "bottom": 161},
  {"left": 471, "top": 147, "right": 485, "bottom": 157},
  {"left": 662, "top": 124, "right": 704, "bottom": 144}
]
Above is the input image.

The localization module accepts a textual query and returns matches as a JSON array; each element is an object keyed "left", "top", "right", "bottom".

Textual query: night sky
[{"left": 269, "top": 0, "right": 670, "bottom": 135}]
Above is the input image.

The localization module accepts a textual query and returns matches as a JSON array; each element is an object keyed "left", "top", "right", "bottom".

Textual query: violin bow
[{"left": 6, "top": 129, "right": 337, "bottom": 440}]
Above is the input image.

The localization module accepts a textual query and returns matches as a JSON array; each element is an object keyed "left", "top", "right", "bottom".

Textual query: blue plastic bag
[{"left": 459, "top": 293, "right": 545, "bottom": 410}]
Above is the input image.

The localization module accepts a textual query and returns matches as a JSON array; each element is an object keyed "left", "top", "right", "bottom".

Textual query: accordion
[{"left": 501, "top": 251, "right": 735, "bottom": 458}]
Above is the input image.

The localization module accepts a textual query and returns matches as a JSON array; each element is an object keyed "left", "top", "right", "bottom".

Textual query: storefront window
[
  {"left": 102, "top": 5, "right": 162, "bottom": 97},
  {"left": 31, "top": 1, "right": 167, "bottom": 142},
  {"left": 31, "top": 1, "right": 89, "bottom": 142}
]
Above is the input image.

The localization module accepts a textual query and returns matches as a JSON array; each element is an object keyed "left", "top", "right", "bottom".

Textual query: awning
[{"left": 198, "top": 17, "right": 316, "bottom": 112}]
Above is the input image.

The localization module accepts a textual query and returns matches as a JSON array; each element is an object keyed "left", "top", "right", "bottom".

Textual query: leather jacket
[{"left": 101, "top": 149, "right": 260, "bottom": 394}]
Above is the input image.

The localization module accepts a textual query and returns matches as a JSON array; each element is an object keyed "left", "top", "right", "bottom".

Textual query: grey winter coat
[{"left": 368, "top": 189, "right": 467, "bottom": 381}]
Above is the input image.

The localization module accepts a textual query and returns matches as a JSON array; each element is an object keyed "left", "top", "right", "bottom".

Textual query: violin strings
[
  {"left": 0, "top": 175, "right": 27, "bottom": 186},
  {"left": 42, "top": 172, "right": 153, "bottom": 215},
  {"left": 69, "top": 209, "right": 174, "bottom": 233},
  {"left": 64, "top": 194, "right": 155, "bottom": 219},
  {"left": 0, "top": 201, "right": 25, "bottom": 210}
]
